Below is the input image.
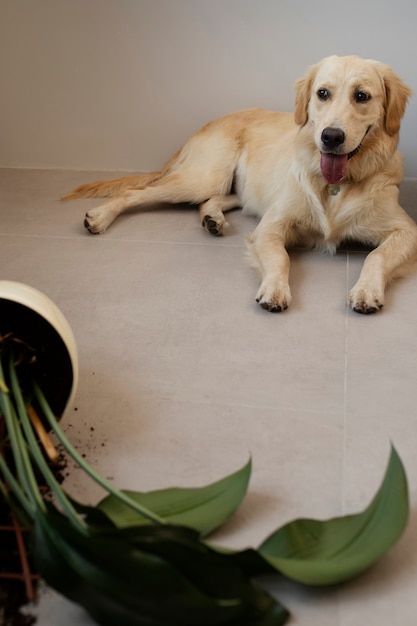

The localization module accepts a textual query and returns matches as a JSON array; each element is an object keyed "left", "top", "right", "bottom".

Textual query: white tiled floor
[{"left": 2, "top": 168, "right": 417, "bottom": 625}]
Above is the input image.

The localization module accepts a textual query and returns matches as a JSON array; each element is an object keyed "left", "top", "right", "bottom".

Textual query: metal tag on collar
[{"left": 327, "top": 184, "right": 341, "bottom": 195}]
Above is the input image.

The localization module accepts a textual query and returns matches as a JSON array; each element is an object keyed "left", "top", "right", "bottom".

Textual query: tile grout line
[
  {"left": 0, "top": 231, "right": 248, "bottom": 248},
  {"left": 342, "top": 252, "right": 350, "bottom": 516}
]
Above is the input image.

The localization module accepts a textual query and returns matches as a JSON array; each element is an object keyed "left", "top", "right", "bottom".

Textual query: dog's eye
[
  {"left": 355, "top": 91, "right": 371, "bottom": 103},
  {"left": 317, "top": 89, "right": 330, "bottom": 101}
]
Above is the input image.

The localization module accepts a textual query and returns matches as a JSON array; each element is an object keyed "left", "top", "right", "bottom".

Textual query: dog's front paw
[
  {"left": 201, "top": 214, "right": 228, "bottom": 236},
  {"left": 348, "top": 284, "right": 384, "bottom": 314},
  {"left": 255, "top": 282, "right": 292, "bottom": 313}
]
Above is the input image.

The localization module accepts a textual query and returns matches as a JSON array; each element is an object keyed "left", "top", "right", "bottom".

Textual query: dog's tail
[{"left": 61, "top": 171, "right": 161, "bottom": 201}]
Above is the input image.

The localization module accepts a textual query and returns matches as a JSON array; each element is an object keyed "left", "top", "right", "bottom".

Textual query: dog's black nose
[{"left": 321, "top": 127, "right": 345, "bottom": 151}]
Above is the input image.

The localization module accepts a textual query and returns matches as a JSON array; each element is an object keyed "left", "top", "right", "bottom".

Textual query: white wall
[{"left": 1, "top": 0, "right": 417, "bottom": 176}]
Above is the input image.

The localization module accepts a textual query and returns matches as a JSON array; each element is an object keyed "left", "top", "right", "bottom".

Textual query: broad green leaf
[
  {"left": 258, "top": 446, "right": 409, "bottom": 585},
  {"left": 32, "top": 503, "right": 289, "bottom": 626},
  {"left": 97, "top": 459, "right": 252, "bottom": 536}
]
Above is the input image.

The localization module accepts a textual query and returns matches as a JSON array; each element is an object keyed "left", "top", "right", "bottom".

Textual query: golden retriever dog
[{"left": 63, "top": 55, "right": 417, "bottom": 313}]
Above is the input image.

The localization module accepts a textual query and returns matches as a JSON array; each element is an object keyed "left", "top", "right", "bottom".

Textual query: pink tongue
[{"left": 320, "top": 153, "right": 349, "bottom": 184}]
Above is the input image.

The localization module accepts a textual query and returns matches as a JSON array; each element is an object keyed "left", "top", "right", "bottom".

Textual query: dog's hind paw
[
  {"left": 84, "top": 209, "right": 111, "bottom": 235},
  {"left": 84, "top": 217, "right": 96, "bottom": 234},
  {"left": 201, "top": 214, "right": 228, "bottom": 236},
  {"left": 84, "top": 215, "right": 104, "bottom": 234}
]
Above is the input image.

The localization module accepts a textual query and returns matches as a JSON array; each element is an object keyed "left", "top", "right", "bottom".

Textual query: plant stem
[
  {"left": 0, "top": 359, "right": 37, "bottom": 514},
  {"left": 8, "top": 357, "right": 88, "bottom": 533},
  {"left": 0, "top": 459, "right": 33, "bottom": 519},
  {"left": 32, "top": 381, "right": 166, "bottom": 525}
]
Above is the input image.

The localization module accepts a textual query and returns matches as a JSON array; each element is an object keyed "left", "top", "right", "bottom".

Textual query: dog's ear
[
  {"left": 381, "top": 65, "right": 412, "bottom": 136},
  {"left": 294, "top": 63, "right": 319, "bottom": 126}
]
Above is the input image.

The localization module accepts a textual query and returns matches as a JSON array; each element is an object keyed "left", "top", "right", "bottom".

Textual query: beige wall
[{"left": 1, "top": 0, "right": 417, "bottom": 175}]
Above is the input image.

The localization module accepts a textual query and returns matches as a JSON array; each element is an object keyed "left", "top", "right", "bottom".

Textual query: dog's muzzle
[{"left": 319, "top": 126, "right": 371, "bottom": 185}]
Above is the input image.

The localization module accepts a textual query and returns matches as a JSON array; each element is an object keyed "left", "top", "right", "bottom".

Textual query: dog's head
[{"left": 294, "top": 55, "right": 412, "bottom": 184}]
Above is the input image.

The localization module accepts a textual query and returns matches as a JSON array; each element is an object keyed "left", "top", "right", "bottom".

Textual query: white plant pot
[{"left": 0, "top": 281, "right": 78, "bottom": 419}]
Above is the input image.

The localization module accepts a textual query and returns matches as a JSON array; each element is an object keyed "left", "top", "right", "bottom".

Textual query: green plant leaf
[
  {"left": 32, "top": 504, "right": 289, "bottom": 626},
  {"left": 258, "top": 445, "right": 409, "bottom": 585},
  {"left": 97, "top": 459, "right": 252, "bottom": 536}
]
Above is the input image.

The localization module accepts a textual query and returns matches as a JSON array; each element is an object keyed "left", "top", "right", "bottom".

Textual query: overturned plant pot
[
  {"left": 0, "top": 281, "right": 78, "bottom": 421},
  {"left": 0, "top": 282, "right": 79, "bottom": 623}
]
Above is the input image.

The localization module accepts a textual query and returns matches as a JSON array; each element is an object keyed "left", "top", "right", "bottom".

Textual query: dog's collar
[
  {"left": 347, "top": 125, "right": 372, "bottom": 161},
  {"left": 348, "top": 145, "right": 361, "bottom": 160}
]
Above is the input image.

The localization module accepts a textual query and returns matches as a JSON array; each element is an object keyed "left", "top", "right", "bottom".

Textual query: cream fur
[{"left": 63, "top": 55, "right": 417, "bottom": 313}]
